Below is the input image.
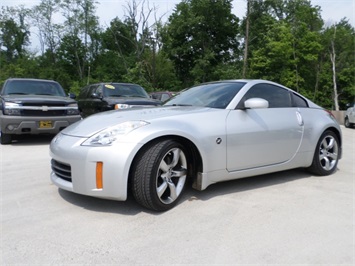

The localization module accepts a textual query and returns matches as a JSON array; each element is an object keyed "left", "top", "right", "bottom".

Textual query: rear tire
[
  {"left": 308, "top": 130, "right": 340, "bottom": 175},
  {"left": 344, "top": 117, "right": 353, "bottom": 128},
  {"left": 131, "top": 139, "right": 188, "bottom": 212},
  {"left": 0, "top": 131, "right": 12, "bottom": 144}
]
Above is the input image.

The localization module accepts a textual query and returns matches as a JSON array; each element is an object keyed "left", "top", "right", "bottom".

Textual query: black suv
[
  {"left": 0, "top": 78, "right": 81, "bottom": 144},
  {"left": 77, "top": 82, "right": 161, "bottom": 117}
]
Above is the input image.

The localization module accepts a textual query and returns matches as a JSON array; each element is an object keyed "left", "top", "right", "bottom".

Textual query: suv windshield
[
  {"left": 103, "top": 84, "right": 149, "bottom": 98},
  {"left": 164, "top": 82, "right": 246, "bottom": 109},
  {"left": 3, "top": 80, "right": 66, "bottom": 97}
]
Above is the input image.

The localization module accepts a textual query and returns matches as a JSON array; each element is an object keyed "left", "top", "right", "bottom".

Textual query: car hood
[
  {"left": 61, "top": 106, "right": 212, "bottom": 137},
  {"left": 1, "top": 94, "right": 76, "bottom": 104}
]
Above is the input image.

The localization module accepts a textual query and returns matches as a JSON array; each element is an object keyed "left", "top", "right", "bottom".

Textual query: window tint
[
  {"left": 96, "top": 85, "right": 103, "bottom": 97},
  {"left": 292, "top": 93, "right": 308, "bottom": 107},
  {"left": 241, "top": 83, "right": 292, "bottom": 108},
  {"left": 88, "top": 85, "right": 100, "bottom": 96},
  {"left": 4, "top": 80, "right": 65, "bottom": 96},
  {"left": 103, "top": 84, "right": 149, "bottom": 98},
  {"left": 160, "top": 93, "right": 170, "bottom": 102},
  {"left": 165, "top": 82, "right": 246, "bottom": 109}
]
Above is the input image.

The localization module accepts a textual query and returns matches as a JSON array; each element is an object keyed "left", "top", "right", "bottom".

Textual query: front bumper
[
  {"left": 49, "top": 133, "right": 144, "bottom": 201},
  {"left": 0, "top": 113, "right": 81, "bottom": 135}
]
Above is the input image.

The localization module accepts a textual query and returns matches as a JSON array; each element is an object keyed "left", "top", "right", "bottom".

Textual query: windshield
[
  {"left": 164, "top": 82, "right": 246, "bottom": 109},
  {"left": 3, "top": 80, "right": 66, "bottom": 96},
  {"left": 103, "top": 84, "right": 149, "bottom": 98}
]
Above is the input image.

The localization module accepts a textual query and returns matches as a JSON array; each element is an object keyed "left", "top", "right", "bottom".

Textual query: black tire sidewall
[
  {"left": 0, "top": 131, "right": 12, "bottom": 144},
  {"left": 132, "top": 139, "right": 188, "bottom": 211},
  {"left": 344, "top": 117, "right": 350, "bottom": 128}
]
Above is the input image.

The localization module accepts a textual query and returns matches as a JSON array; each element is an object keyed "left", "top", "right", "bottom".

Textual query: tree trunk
[
  {"left": 242, "top": 0, "right": 250, "bottom": 79},
  {"left": 330, "top": 27, "right": 339, "bottom": 111}
]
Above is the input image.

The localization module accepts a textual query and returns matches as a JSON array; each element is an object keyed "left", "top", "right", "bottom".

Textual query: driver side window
[
  {"left": 88, "top": 85, "right": 100, "bottom": 97},
  {"left": 242, "top": 83, "right": 292, "bottom": 108}
]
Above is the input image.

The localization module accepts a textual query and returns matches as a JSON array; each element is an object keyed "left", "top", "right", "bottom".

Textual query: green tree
[
  {"left": 249, "top": 22, "right": 295, "bottom": 85},
  {"left": 163, "top": 0, "right": 239, "bottom": 86},
  {"left": 319, "top": 19, "right": 355, "bottom": 109},
  {"left": 240, "top": 0, "right": 277, "bottom": 78},
  {"left": 100, "top": 17, "right": 137, "bottom": 76},
  {"left": 247, "top": 0, "right": 323, "bottom": 101},
  {"left": 31, "top": 0, "right": 62, "bottom": 58},
  {"left": 60, "top": 0, "right": 100, "bottom": 81},
  {"left": 0, "top": 6, "right": 30, "bottom": 62}
]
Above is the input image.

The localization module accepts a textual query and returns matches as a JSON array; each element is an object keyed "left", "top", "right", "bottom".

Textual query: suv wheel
[{"left": 0, "top": 131, "right": 12, "bottom": 144}]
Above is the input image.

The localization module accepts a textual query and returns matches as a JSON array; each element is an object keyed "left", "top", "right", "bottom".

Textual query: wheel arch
[{"left": 128, "top": 135, "right": 203, "bottom": 192}]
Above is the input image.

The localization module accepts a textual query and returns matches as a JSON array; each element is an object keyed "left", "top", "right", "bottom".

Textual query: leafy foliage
[
  {"left": 163, "top": 0, "right": 239, "bottom": 86},
  {"left": 0, "top": 0, "right": 354, "bottom": 109}
]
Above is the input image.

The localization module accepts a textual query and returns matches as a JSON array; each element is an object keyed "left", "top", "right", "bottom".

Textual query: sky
[{"left": 94, "top": 0, "right": 355, "bottom": 27}]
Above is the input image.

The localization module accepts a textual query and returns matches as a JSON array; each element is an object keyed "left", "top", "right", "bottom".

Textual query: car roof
[{"left": 6, "top": 78, "right": 58, "bottom": 83}]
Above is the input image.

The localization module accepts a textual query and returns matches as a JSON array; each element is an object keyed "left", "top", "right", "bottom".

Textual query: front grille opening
[
  {"left": 22, "top": 110, "right": 67, "bottom": 117},
  {"left": 51, "top": 159, "right": 72, "bottom": 182},
  {"left": 23, "top": 103, "right": 66, "bottom": 107}
]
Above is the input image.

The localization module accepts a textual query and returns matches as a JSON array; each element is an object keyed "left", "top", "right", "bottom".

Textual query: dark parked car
[
  {"left": 77, "top": 82, "right": 161, "bottom": 117},
  {"left": 0, "top": 78, "right": 81, "bottom": 144}
]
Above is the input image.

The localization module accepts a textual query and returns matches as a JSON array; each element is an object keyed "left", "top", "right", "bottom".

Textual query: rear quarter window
[{"left": 292, "top": 93, "right": 308, "bottom": 107}]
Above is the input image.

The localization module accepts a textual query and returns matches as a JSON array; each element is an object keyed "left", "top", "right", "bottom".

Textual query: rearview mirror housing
[{"left": 244, "top": 98, "right": 269, "bottom": 109}]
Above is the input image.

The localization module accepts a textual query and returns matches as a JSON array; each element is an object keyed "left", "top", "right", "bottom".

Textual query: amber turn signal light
[{"left": 96, "top": 162, "right": 103, "bottom": 189}]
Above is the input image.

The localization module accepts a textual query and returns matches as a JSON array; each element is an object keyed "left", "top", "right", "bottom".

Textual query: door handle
[{"left": 296, "top": 111, "right": 304, "bottom": 126}]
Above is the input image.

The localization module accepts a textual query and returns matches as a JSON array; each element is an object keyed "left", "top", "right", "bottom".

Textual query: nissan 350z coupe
[{"left": 50, "top": 79, "right": 342, "bottom": 211}]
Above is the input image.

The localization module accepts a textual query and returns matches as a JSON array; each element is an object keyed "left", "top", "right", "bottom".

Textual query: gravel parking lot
[{"left": 1, "top": 126, "right": 354, "bottom": 265}]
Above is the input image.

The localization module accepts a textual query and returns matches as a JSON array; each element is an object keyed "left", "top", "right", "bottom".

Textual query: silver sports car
[{"left": 50, "top": 79, "right": 342, "bottom": 211}]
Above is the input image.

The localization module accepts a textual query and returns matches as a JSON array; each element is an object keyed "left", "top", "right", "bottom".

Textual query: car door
[
  {"left": 90, "top": 85, "right": 105, "bottom": 114},
  {"left": 226, "top": 83, "right": 304, "bottom": 172},
  {"left": 77, "top": 85, "right": 90, "bottom": 116}
]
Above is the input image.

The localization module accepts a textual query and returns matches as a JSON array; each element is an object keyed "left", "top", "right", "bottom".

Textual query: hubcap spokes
[
  {"left": 319, "top": 135, "right": 338, "bottom": 171},
  {"left": 156, "top": 148, "right": 187, "bottom": 204}
]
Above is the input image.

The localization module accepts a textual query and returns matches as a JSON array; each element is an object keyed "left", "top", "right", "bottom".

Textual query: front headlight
[
  {"left": 115, "top": 104, "right": 130, "bottom": 110},
  {"left": 82, "top": 120, "right": 149, "bottom": 146},
  {"left": 4, "top": 102, "right": 21, "bottom": 115},
  {"left": 67, "top": 103, "right": 80, "bottom": 115}
]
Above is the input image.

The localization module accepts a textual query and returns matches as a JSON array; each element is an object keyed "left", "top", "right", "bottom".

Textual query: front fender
[{"left": 119, "top": 111, "right": 229, "bottom": 174}]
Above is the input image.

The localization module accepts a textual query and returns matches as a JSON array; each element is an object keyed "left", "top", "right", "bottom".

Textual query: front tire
[
  {"left": 131, "top": 139, "right": 188, "bottom": 211},
  {"left": 0, "top": 131, "right": 12, "bottom": 144},
  {"left": 308, "top": 130, "right": 340, "bottom": 175}
]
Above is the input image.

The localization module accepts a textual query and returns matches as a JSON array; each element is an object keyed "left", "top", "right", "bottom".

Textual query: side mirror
[
  {"left": 244, "top": 98, "right": 269, "bottom": 109},
  {"left": 68, "top": 93, "right": 76, "bottom": 99},
  {"left": 91, "top": 92, "right": 101, "bottom": 99}
]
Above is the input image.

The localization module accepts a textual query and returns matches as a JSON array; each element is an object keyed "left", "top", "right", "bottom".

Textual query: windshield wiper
[
  {"left": 109, "top": 94, "right": 126, "bottom": 97},
  {"left": 127, "top": 95, "right": 147, "bottom": 98},
  {"left": 166, "top": 104, "right": 193, "bottom": 106}
]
